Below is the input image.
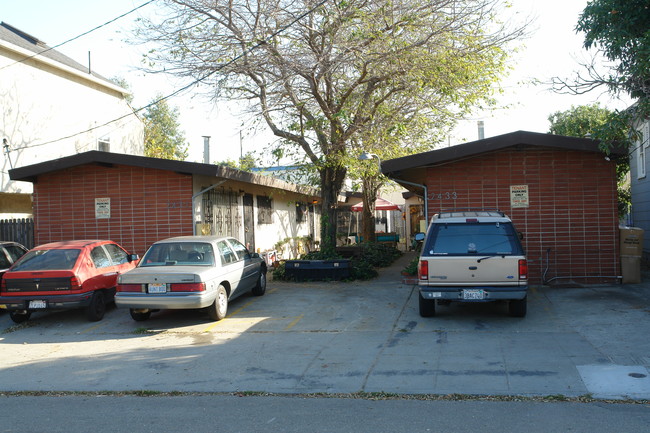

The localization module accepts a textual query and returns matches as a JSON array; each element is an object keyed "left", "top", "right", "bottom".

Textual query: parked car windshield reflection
[
  {"left": 11, "top": 249, "right": 80, "bottom": 271},
  {"left": 140, "top": 242, "right": 215, "bottom": 267}
]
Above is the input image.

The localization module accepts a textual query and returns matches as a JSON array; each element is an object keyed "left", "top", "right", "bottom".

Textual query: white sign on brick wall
[
  {"left": 95, "top": 197, "right": 111, "bottom": 219},
  {"left": 510, "top": 185, "right": 529, "bottom": 208}
]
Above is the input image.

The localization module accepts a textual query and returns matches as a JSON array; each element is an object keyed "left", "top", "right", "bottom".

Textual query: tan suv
[{"left": 417, "top": 210, "right": 528, "bottom": 317}]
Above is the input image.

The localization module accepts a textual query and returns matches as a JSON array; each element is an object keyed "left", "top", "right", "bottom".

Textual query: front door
[{"left": 243, "top": 194, "right": 255, "bottom": 252}]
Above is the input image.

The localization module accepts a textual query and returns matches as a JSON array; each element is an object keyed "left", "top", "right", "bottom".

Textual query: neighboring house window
[
  {"left": 98, "top": 137, "right": 110, "bottom": 152},
  {"left": 296, "top": 202, "right": 307, "bottom": 223},
  {"left": 257, "top": 195, "right": 273, "bottom": 224},
  {"left": 637, "top": 121, "right": 649, "bottom": 179}
]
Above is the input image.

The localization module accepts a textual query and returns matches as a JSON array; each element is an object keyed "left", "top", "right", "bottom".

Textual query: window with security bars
[{"left": 257, "top": 195, "right": 273, "bottom": 224}]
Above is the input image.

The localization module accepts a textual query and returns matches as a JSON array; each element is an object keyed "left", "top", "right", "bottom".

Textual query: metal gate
[{"left": 201, "top": 188, "right": 241, "bottom": 238}]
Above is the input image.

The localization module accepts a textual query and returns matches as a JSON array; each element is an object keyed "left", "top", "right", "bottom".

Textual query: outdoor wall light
[{"left": 358, "top": 152, "right": 381, "bottom": 171}]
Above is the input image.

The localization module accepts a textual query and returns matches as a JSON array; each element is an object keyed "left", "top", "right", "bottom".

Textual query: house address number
[{"left": 428, "top": 191, "right": 458, "bottom": 200}]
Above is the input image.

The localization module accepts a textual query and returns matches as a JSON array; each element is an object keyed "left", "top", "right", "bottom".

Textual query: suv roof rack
[{"left": 435, "top": 209, "right": 505, "bottom": 218}]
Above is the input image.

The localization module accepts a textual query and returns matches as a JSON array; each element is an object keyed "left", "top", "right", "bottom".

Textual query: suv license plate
[
  {"left": 29, "top": 300, "right": 47, "bottom": 309},
  {"left": 462, "top": 289, "right": 485, "bottom": 300},
  {"left": 148, "top": 283, "right": 167, "bottom": 294}
]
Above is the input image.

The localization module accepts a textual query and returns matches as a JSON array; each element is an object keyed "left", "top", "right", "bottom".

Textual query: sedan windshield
[
  {"left": 140, "top": 242, "right": 215, "bottom": 267},
  {"left": 11, "top": 249, "right": 81, "bottom": 271}
]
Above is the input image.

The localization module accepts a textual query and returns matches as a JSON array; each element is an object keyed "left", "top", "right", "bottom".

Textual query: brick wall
[
  {"left": 33, "top": 164, "right": 193, "bottom": 256},
  {"left": 425, "top": 147, "right": 620, "bottom": 284}
]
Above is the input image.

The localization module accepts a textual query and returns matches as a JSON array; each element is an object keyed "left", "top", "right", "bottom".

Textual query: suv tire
[
  {"left": 509, "top": 297, "right": 527, "bottom": 317},
  {"left": 419, "top": 293, "right": 436, "bottom": 317}
]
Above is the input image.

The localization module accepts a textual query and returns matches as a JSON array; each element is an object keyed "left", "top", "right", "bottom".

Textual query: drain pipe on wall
[
  {"left": 542, "top": 247, "right": 623, "bottom": 285},
  {"left": 192, "top": 180, "right": 228, "bottom": 235}
]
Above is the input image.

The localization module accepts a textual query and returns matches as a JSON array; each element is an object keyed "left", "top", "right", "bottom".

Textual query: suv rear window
[{"left": 422, "top": 222, "right": 523, "bottom": 256}]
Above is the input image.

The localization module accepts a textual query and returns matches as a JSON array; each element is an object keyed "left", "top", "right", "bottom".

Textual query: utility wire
[
  {"left": 0, "top": 0, "right": 156, "bottom": 72},
  {"left": 11, "top": 0, "right": 330, "bottom": 151}
]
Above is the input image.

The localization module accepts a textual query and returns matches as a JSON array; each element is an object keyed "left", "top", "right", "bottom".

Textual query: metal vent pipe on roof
[
  {"left": 478, "top": 121, "right": 485, "bottom": 140},
  {"left": 203, "top": 136, "right": 211, "bottom": 164}
]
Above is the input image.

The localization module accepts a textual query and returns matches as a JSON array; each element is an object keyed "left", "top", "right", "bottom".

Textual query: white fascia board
[{"left": 0, "top": 39, "right": 130, "bottom": 98}]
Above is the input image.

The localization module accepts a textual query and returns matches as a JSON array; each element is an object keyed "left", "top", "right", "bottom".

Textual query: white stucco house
[{"left": 0, "top": 22, "right": 144, "bottom": 218}]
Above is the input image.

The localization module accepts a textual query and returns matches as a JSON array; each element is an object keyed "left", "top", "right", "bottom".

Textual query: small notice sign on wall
[
  {"left": 95, "top": 197, "right": 111, "bottom": 219},
  {"left": 510, "top": 185, "right": 529, "bottom": 208}
]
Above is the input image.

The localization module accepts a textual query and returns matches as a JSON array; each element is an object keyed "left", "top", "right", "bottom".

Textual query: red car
[{"left": 0, "top": 240, "right": 139, "bottom": 323}]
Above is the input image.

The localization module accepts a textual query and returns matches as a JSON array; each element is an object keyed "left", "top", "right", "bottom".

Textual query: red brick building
[
  {"left": 383, "top": 131, "right": 626, "bottom": 284},
  {"left": 9, "top": 151, "right": 320, "bottom": 257}
]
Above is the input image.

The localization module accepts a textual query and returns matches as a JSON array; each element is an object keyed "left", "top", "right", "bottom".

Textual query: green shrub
[
  {"left": 272, "top": 262, "right": 286, "bottom": 280},
  {"left": 356, "top": 242, "right": 402, "bottom": 268},
  {"left": 402, "top": 256, "right": 419, "bottom": 276},
  {"left": 349, "top": 256, "right": 378, "bottom": 280}
]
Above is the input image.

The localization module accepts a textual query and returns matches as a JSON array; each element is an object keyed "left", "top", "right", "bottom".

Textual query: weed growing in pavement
[
  {"left": 543, "top": 394, "right": 569, "bottom": 401},
  {"left": 1, "top": 321, "right": 36, "bottom": 334},
  {"left": 0, "top": 390, "right": 647, "bottom": 404},
  {"left": 133, "top": 390, "right": 162, "bottom": 396}
]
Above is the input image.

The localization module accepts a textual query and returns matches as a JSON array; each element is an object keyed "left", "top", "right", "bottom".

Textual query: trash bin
[
  {"left": 620, "top": 227, "right": 644, "bottom": 256},
  {"left": 621, "top": 255, "right": 642, "bottom": 284},
  {"left": 620, "top": 227, "right": 644, "bottom": 284}
]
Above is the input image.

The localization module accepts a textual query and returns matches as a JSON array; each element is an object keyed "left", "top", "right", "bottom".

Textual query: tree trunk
[
  {"left": 361, "top": 178, "right": 379, "bottom": 243},
  {"left": 319, "top": 164, "right": 347, "bottom": 256}
]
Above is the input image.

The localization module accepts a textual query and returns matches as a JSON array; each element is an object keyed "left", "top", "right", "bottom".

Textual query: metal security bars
[{"left": 200, "top": 188, "right": 241, "bottom": 238}]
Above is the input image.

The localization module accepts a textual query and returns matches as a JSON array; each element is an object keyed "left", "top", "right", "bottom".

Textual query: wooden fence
[{"left": 0, "top": 218, "right": 34, "bottom": 249}]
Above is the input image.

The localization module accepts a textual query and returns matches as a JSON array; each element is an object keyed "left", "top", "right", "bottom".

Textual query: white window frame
[{"left": 637, "top": 121, "right": 649, "bottom": 179}]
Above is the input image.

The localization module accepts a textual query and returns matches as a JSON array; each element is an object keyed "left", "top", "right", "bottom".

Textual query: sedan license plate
[
  {"left": 29, "top": 300, "right": 47, "bottom": 309},
  {"left": 148, "top": 283, "right": 167, "bottom": 294},
  {"left": 462, "top": 289, "right": 485, "bottom": 300}
]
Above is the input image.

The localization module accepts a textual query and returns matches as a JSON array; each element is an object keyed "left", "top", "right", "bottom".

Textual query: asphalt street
[
  {"left": 1, "top": 252, "right": 650, "bottom": 400},
  {"left": 1, "top": 395, "right": 650, "bottom": 433}
]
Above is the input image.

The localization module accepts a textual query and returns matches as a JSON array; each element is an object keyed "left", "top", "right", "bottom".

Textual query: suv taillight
[
  {"left": 419, "top": 260, "right": 428, "bottom": 280},
  {"left": 518, "top": 259, "right": 528, "bottom": 280}
]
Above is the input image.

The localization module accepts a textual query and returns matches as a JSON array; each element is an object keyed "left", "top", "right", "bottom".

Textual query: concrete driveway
[{"left": 1, "top": 252, "right": 649, "bottom": 400}]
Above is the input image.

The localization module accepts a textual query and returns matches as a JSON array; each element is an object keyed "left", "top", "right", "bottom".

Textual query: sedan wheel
[
  {"left": 85, "top": 291, "right": 106, "bottom": 321},
  {"left": 9, "top": 311, "right": 31, "bottom": 324},
  {"left": 208, "top": 285, "right": 228, "bottom": 321},
  {"left": 251, "top": 270, "right": 267, "bottom": 296}
]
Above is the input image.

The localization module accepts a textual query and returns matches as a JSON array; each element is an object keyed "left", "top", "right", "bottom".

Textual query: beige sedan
[{"left": 116, "top": 236, "right": 267, "bottom": 321}]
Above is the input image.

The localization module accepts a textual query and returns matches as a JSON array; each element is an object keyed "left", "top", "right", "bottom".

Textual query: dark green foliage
[
  {"left": 348, "top": 257, "right": 378, "bottom": 280},
  {"left": 271, "top": 262, "right": 286, "bottom": 280},
  {"left": 577, "top": 0, "right": 650, "bottom": 99},
  {"left": 354, "top": 242, "right": 402, "bottom": 268},
  {"left": 401, "top": 256, "right": 419, "bottom": 276}
]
